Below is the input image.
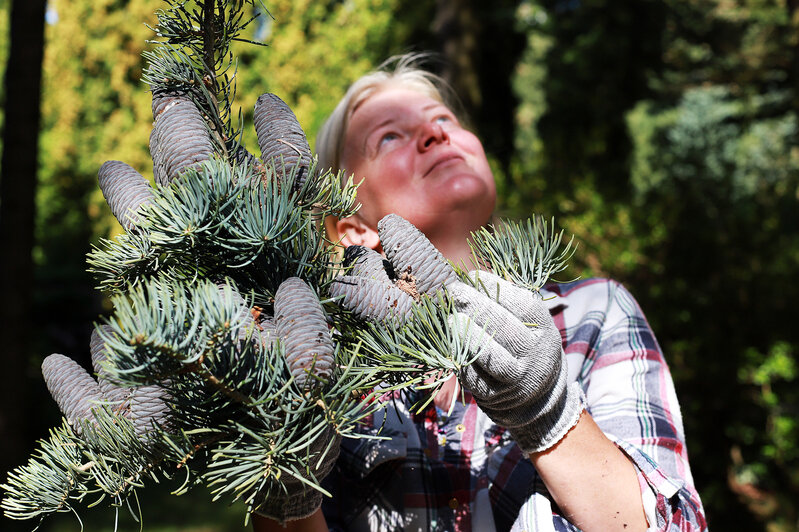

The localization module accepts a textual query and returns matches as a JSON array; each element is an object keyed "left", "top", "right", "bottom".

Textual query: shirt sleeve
[{"left": 555, "top": 279, "right": 707, "bottom": 531}]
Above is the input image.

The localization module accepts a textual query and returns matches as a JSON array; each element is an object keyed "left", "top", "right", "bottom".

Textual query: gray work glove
[
  {"left": 252, "top": 424, "right": 341, "bottom": 523},
  {"left": 332, "top": 214, "right": 584, "bottom": 454},
  {"left": 448, "top": 271, "right": 584, "bottom": 453}
]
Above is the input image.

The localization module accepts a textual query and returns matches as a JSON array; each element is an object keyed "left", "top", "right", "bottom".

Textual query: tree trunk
[
  {"left": 432, "top": 0, "right": 524, "bottom": 179},
  {"left": 788, "top": 0, "right": 799, "bottom": 115},
  {"left": 0, "top": 0, "right": 47, "bottom": 476}
]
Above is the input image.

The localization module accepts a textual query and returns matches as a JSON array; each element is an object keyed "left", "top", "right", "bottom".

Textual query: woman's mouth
[{"left": 424, "top": 154, "right": 464, "bottom": 177}]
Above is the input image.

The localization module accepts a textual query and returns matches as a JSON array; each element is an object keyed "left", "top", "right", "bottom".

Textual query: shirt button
[
  {"left": 448, "top": 497, "right": 459, "bottom": 509},
  {"left": 456, "top": 424, "right": 465, "bottom": 433}
]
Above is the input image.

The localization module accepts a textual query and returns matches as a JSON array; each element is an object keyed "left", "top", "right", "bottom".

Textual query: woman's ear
[{"left": 336, "top": 215, "right": 380, "bottom": 250}]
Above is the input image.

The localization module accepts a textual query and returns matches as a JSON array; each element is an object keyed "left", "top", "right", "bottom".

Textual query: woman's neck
[{"left": 431, "top": 235, "right": 478, "bottom": 272}]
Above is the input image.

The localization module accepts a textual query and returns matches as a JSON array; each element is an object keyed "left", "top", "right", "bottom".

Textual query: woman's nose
[{"left": 417, "top": 122, "right": 450, "bottom": 151}]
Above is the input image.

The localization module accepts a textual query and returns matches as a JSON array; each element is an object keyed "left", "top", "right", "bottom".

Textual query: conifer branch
[
  {"left": 2, "top": 1, "right": 574, "bottom": 526},
  {"left": 202, "top": 0, "right": 215, "bottom": 76},
  {"left": 466, "top": 216, "right": 576, "bottom": 292}
]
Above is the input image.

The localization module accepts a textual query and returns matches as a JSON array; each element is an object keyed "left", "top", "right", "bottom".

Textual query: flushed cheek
[{"left": 354, "top": 173, "right": 408, "bottom": 225}]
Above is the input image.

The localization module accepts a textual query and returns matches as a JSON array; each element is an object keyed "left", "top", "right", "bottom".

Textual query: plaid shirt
[{"left": 322, "top": 278, "right": 707, "bottom": 531}]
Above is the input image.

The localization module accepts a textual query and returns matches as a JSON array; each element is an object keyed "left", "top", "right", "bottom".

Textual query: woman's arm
[
  {"left": 545, "top": 279, "right": 707, "bottom": 531},
  {"left": 252, "top": 508, "right": 328, "bottom": 532},
  {"left": 530, "top": 410, "right": 648, "bottom": 532}
]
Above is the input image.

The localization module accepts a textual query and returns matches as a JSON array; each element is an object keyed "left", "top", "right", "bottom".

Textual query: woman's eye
[
  {"left": 434, "top": 115, "right": 451, "bottom": 125},
  {"left": 379, "top": 132, "right": 398, "bottom": 146}
]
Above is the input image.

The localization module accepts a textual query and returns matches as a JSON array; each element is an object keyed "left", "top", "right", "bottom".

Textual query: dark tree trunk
[
  {"left": 432, "top": 0, "right": 525, "bottom": 181},
  {"left": 788, "top": 0, "right": 799, "bottom": 115},
  {"left": 0, "top": 0, "right": 47, "bottom": 476}
]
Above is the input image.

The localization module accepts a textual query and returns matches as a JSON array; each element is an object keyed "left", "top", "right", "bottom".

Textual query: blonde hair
[{"left": 315, "top": 53, "right": 461, "bottom": 176}]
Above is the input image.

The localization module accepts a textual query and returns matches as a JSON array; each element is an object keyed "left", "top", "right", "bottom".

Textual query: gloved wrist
[
  {"left": 253, "top": 489, "right": 324, "bottom": 524},
  {"left": 252, "top": 428, "right": 341, "bottom": 524},
  {"left": 507, "top": 380, "right": 585, "bottom": 454},
  {"left": 448, "top": 272, "right": 586, "bottom": 455}
]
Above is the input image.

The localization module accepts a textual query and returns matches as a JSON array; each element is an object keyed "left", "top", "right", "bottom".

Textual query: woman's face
[{"left": 340, "top": 87, "right": 496, "bottom": 241}]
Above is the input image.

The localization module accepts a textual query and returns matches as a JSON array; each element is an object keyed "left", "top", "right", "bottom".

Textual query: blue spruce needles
[{"left": 1, "top": 0, "right": 575, "bottom": 527}]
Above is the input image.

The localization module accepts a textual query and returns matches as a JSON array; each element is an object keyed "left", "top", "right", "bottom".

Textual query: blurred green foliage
[
  {"left": 506, "top": 1, "right": 799, "bottom": 530},
  {"left": 2, "top": 0, "right": 798, "bottom": 529},
  {"left": 230, "top": 0, "right": 412, "bottom": 152},
  {"left": 41, "top": 483, "right": 247, "bottom": 532}
]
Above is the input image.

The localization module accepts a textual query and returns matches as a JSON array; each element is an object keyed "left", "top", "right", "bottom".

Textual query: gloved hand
[
  {"left": 331, "top": 213, "right": 584, "bottom": 454},
  {"left": 252, "top": 423, "right": 341, "bottom": 523},
  {"left": 42, "top": 326, "right": 171, "bottom": 441},
  {"left": 447, "top": 270, "right": 584, "bottom": 453}
]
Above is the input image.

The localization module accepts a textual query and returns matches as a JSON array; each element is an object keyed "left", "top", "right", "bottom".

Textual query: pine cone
[
  {"left": 152, "top": 89, "right": 193, "bottom": 119},
  {"left": 42, "top": 354, "right": 104, "bottom": 436},
  {"left": 149, "top": 96, "right": 214, "bottom": 186},
  {"left": 97, "top": 161, "right": 154, "bottom": 230},
  {"left": 274, "top": 278, "right": 334, "bottom": 389},
  {"left": 329, "top": 275, "right": 414, "bottom": 323},
  {"left": 253, "top": 93, "right": 313, "bottom": 192},
  {"left": 343, "top": 245, "right": 393, "bottom": 282},
  {"left": 44, "top": 338, "right": 172, "bottom": 442},
  {"left": 378, "top": 214, "right": 457, "bottom": 294},
  {"left": 130, "top": 384, "right": 171, "bottom": 438},
  {"left": 330, "top": 245, "right": 414, "bottom": 322},
  {"left": 89, "top": 326, "right": 131, "bottom": 408}
]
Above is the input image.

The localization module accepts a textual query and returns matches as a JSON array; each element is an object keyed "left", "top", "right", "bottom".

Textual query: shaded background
[{"left": 1, "top": 0, "right": 797, "bottom": 530}]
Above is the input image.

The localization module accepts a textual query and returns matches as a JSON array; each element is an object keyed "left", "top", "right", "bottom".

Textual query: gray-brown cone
[
  {"left": 152, "top": 90, "right": 189, "bottom": 119},
  {"left": 343, "top": 245, "right": 392, "bottom": 282},
  {"left": 149, "top": 96, "right": 214, "bottom": 186},
  {"left": 329, "top": 276, "right": 414, "bottom": 323},
  {"left": 98, "top": 161, "right": 154, "bottom": 230},
  {"left": 378, "top": 214, "right": 457, "bottom": 294},
  {"left": 89, "top": 326, "right": 131, "bottom": 407},
  {"left": 253, "top": 93, "right": 313, "bottom": 192},
  {"left": 130, "top": 384, "right": 171, "bottom": 437},
  {"left": 274, "top": 278, "right": 334, "bottom": 389},
  {"left": 42, "top": 354, "right": 104, "bottom": 435}
]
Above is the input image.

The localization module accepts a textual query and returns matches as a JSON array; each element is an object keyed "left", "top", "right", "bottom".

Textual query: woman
[{"left": 253, "top": 55, "right": 706, "bottom": 531}]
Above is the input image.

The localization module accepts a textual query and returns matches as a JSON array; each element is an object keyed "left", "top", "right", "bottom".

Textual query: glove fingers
[
  {"left": 459, "top": 362, "right": 522, "bottom": 404},
  {"left": 452, "top": 314, "right": 523, "bottom": 383},
  {"left": 467, "top": 271, "right": 553, "bottom": 326},
  {"left": 448, "top": 282, "right": 539, "bottom": 356}
]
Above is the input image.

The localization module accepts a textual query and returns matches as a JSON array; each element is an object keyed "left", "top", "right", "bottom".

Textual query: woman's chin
[{"left": 435, "top": 173, "right": 496, "bottom": 211}]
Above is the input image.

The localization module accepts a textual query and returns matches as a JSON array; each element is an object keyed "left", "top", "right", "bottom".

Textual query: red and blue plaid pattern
[{"left": 322, "top": 278, "right": 707, "bottom": 531}]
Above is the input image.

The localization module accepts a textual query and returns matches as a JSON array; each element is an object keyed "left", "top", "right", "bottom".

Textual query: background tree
[
  {"left": 508, "top": 1, "right": 799, "bottom": 529},
  {"left": 0, "top": 0, "right": 46, "bottom": 484},
  {"left": 33, "top": 0, "right": 157, "bottom": 370}
]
